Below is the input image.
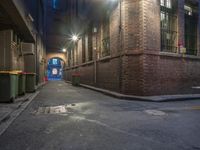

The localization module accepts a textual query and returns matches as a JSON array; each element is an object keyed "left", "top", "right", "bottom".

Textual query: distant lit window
[
  {"left": 52, "top": 59, "right": 58, "bottom": 65},
  {"left": 160, "top": 0, "right": 171, "bottom": 8},
  {"left": 52, "top": 68, "right": 58, "bottom": 75},
  {"left": 184, "top": 5, "right": 193, "bottom": 16},
  {"left": 184, "top": 4, "right": 198, "bottom": 55}
]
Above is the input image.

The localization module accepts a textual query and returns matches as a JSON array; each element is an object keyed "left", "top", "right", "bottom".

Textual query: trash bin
[
  {"left": 25, "top": 73, "right": 36, "bottom": 93},
  {"left": 17, "top": 71, "right": 26, "bottom": 96},
  {"left": 0, "top": 71, "right": 18, "bottom": 103},
  {"left": 72, "top": 73, "right": 80, "bottom": 86}
]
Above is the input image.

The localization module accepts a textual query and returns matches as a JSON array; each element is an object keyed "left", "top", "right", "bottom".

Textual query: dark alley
[
  {"left": 0, "top": 81, "right": 200, "bottom": 150},
  {"left": 1, "top": 0, "right": 200, "bottom": 149}
]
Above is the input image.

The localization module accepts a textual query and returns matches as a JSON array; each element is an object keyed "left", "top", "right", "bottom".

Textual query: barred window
[
  {"left": 160, "top": 0, "right": 177, "bottom": 53},
  {"left": 161, "top": 0, "right": 171, "bottom": 8},
  {"left": 184, "top": 4, "right": 198, "bottom": 55},
  {"left": 101, "top": 11, "right": 110, "bottom": 57}
]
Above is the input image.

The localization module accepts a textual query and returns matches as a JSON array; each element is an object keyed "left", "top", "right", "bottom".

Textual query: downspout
[
  {"left": 94, "top": 28, "right": 97, "bottom": 84},
  {"left": 119, "top": 0, "right": 123, "bottom": 93}
]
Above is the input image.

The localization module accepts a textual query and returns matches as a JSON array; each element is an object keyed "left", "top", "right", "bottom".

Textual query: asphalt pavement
[{"left": 0, "top": 81, "right": 200, "bottom": 150}]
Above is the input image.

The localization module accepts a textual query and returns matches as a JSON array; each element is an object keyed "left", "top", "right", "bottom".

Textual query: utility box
[
  {"left": 0, "top": 30, "right": 13, "bottom": 71},
  {"left": 24, "top": 55, "right": 36, "bottom": 73},
  {"left": 21, "top": 42, "right": 35, "bottom": 55},
  {"left": 0, "top": 30, "right": 24, "bottom": 71}
]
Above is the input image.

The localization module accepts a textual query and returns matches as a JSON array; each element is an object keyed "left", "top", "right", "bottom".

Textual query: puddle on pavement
[{"left": 144, "top": 110, "right": 166, "bottom": 116}]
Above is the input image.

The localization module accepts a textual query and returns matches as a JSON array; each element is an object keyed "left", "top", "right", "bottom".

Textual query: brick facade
[{"left": 64, "top": 0, "right": 200, "bottom": 96}]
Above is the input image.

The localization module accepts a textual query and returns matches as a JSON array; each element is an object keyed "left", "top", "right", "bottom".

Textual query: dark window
[
  {"left": 88, "top": 32, "right": 93, "bottom": 61},
  {"left": 82, "top": 35, "right": 86, "bottom": 63},
  {"left": 160, "top": 0, "right": 177, "bottom": 53},
  {"left": 101, "top": 11, "right": 110, "bottom": 57},
  {"left": 184, "top": 4, "right": 198, "bottom": 55}
]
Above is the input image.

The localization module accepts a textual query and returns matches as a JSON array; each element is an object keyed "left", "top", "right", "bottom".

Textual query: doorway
[{"left": 47, "top": 57, "right": 65, "bottom": 80}]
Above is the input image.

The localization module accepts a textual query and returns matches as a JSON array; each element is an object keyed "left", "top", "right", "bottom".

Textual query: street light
[
  {"left": 72, "top": 34, "right": 78, "bottom": 42},
  {"left": 62, "top": 48, "right": 66, "bottom": 52}
]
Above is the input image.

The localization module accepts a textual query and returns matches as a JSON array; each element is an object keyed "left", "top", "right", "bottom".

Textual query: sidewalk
[
  {"left": 0, "top": 82, "right": 46, "bottom": 136},
  {"left": 78, "top": 83, "right": 200, "bottom": 102},
  {"left": 0, "top": 92, "right": 40, "bottom": 135}
]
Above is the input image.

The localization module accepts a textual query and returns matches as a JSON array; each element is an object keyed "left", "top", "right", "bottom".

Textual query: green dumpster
[
  {"left": 72, "top": 73, "right": 80, "bottom": 86},
  {"left": 11, "top": 71, "right": 20, "bottom": 98},
  {"left": 0, "top": 71, "right": 18, "bottom": 103},
  {"left": 17, "top": 72, "right": 26, "bottom": 95},
  {"left": 25, "top": 73, "right": 36, "bottom": 93}
]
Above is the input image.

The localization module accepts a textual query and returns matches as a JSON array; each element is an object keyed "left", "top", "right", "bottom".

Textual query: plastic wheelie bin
[
  {"left": 25, "top": 72, "right": 36, "bottom": 93},
  {"left": 17, "top": 71, "right": 26, "bottom": 95},
  {"left": 72, "top": 73, "right": 80, "bottom": 86},
  {"left": 0, "top": 71, "right": 18, "bottom": 103}
]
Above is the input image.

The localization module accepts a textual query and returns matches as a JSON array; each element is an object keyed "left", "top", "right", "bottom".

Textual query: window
[
  {"left": 82, "top": 35, "right": 87, "bottom": 63},
  {"left": 52, "top": 59, "right": 58, "bottom": 65},
  {"left": 160, "top": 0, "right": 177, "bottom": 53},
  {"left": 101, "top": 11, "right": 110, "bottom": 57},
  {"left": 184, "top": 4, "right": 198, "bottom": 55},
  {"left": 184, "top": 5, "right": 193, "bottom": 16},
  {"left": 161, "top": 0, "right": 172, "bottom": 8}
]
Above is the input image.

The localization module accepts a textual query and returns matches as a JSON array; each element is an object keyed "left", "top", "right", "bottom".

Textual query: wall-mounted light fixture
[
  {"left": 72, "top": 35, "right": 79, "bottom": 42},
  {"left": 27, "top": 13, "right": 34, "bottom": 22},
  {"left": 62, "top": 48, "right": 67, "bottom": 52}
]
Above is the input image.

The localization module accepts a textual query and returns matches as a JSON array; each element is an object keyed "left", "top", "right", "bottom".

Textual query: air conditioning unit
[{"left": 21, "top": 42, "right": 35, "bottom": 55}]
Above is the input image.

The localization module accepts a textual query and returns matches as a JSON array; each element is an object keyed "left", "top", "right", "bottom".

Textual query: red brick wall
[
  {"left": 143, "top": 53, "right": 200, "bottom": 95},
  {"left": 64, "top": 0, "right": 200, "bottom": 96},
  {"left": 96, "top": 57, "right": 120, "bottom": 92}
]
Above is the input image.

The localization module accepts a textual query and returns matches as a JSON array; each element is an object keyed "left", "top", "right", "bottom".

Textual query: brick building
[{"left": 64, "top": 0, "right": 200, "bottom": 96}]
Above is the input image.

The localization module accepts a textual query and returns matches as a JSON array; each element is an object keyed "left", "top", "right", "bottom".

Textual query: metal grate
[{"left": 160, "top": 1, "right": 178, "bottom": 53}]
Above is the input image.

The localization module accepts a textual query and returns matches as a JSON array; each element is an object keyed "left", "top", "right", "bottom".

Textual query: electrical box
[{"left": 21, "top": 42, "right": 35, "bottom": 55}]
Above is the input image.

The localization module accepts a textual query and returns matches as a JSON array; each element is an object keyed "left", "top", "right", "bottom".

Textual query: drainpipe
[
  {"left": 93, "top": 26, "right": 98, "bottom": 84},
  {"left": 119, "top": 0, "right": 123, "bottom": 93}
]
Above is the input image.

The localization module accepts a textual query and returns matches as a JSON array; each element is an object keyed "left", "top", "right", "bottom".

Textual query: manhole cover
[
  {"left": 144, "top": 110, "right": 166, "bottom": 116},
  {"left": 36, "top": 105, "right": 67, "bottom": 115}
]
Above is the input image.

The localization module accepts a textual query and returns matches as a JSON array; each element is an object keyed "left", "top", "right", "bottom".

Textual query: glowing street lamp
[
  {"left": 62, "top": 48, "right": 66, "bottom": 52},
  {"left": 72, "top": 35, "right": 78, "bottom": 42}
]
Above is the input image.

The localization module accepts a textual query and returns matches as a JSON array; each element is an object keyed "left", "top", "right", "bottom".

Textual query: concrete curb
[
  {"left": 65, "top": 81, "right": 200, "bottom": 102},
  {"left": 36, "top": 81, "right": 47, "bottom": 90}
]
